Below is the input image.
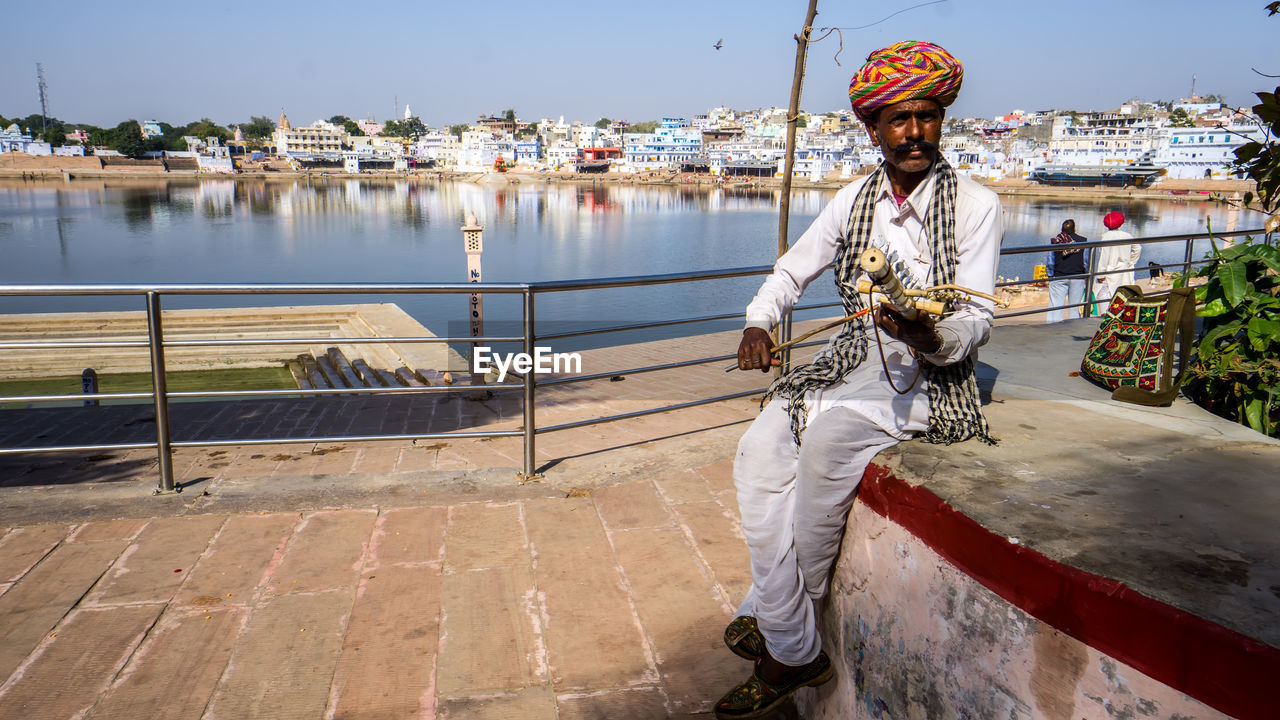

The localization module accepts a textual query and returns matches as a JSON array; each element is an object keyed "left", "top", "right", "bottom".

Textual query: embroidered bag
[{"left": 1080, "top": 285, "right": 1195, "bottom": 406}]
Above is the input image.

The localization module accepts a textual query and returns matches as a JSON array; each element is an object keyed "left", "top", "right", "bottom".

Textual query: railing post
[
  {"left": 145, "top": 292, "right": 176, "bottom": 493},
  {"left": 521, "top": 287, "right": 539, "bottom": 482},
  {"left": 1084, "top": 242, "right": 1100, "bottom": 318},
  {"left": 1183, "top": 235, "right": 1196, "bottom": 280},
  {"left": 778, "top": 311, "right": 793, "bottom": 374}
]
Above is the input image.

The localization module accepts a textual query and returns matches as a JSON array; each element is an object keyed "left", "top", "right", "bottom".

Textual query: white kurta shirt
[
  {"left": 1096, "top": 229, "right": 1140, "bottom": 300},
  {"left": 744, "top": 166, "right": 1003, "bottom": 439}
]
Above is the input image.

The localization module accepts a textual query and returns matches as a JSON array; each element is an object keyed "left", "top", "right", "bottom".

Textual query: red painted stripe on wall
[{"left": 857, "top": 462, "right": 1277, "bottom": 720}]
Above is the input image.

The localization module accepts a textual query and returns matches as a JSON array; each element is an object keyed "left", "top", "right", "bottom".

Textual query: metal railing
[
  {"left": 0, "top": 227, "right": 1263, "bottom": 490},
  {"left": 996, "top": 227, "right": 1260, "bottom": 319}
]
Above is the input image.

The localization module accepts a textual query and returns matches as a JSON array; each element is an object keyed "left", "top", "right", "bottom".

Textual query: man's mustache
[{"left": 890, "top": 140, "right": 938, "bottom": 155}]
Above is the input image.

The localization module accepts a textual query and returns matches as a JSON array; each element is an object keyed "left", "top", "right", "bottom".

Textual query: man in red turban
[
  {"left": 1096, "top": 210, "right": 1141, "bottom": 307},
  {"left": 718, "top": 41, "right": 1002, "bottom": 719}
]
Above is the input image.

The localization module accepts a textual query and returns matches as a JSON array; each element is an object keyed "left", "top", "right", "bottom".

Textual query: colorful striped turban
[{"left": 848, "top": 41, "right": 963, "bottom": 121}]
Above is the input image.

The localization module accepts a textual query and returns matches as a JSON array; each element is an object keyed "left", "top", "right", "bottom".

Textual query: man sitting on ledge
[{"left": 716, "top": 40, "right": 1003, "bottom": 719}]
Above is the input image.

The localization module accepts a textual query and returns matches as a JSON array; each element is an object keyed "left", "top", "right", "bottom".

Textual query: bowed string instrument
[{"left": 727, "top": 247, "right": 1008, "bottom": 382}]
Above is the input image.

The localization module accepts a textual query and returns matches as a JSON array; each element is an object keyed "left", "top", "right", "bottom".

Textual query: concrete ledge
[{"left": 802, "top": 322, "right": 1278, "bottom": 719}]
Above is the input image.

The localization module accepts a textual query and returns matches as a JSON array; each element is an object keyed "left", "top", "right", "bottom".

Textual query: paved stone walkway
[
  {"left": 0, "top": 323, "right": 808, "bottom": 719},
  {"left": 0, "top": 446, "right": 784, "bottom": 719},
  {"left": 17, "top": 313, "right": 1268, "bottom": 720}
]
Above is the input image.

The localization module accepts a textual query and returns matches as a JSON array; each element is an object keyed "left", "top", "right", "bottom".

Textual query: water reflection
[
  {"left": 51, "top": 179, "right": 814, "bottom": 238},
  {"left": 65, "top": 179, "right": 1245, "bottom": 244}
]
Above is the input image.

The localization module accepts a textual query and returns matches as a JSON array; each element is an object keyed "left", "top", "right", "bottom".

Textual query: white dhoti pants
[{"left": 734, "top": 399, "right": 899, "bottom": 666}]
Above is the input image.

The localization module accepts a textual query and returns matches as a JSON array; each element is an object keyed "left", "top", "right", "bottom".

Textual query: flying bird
[{"left": 714, "top": 39, "right": 723, "bottom": 50}]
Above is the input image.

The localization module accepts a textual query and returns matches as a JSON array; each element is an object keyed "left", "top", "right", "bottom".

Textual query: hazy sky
[{"left": 3, "top": 0, "right": 1278, "bottom": 129}]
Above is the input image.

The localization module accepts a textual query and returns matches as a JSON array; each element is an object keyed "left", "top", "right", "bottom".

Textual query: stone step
[
  {"left": 0, "top": 324, "right": 349, "bottom": 341},
  {"left": 286, "top": 360, "right": 311, "bottom": 390},
  {"left": 394, "top": 368, "right": 425, "bottom": 387},
  {"left": 2, "top": 339, "right": 414, "bottom": 380},
  {"left": 350, "top": 359, "right": 388, "bottom": 387},
  {"left": 0, "top": 314, "right": 364, "bottom": 335},
  {"left": 5, "top": 346, "right": 315, "bottom": 365},
  {"left": 0, "top": 305, "right": 461, "bottom": 380},
  {"left": 297, "top": 354, "right": 330, "bottom": 389},
  {"left": 324, "top": 348, "right": 365, "bottom": 389}
]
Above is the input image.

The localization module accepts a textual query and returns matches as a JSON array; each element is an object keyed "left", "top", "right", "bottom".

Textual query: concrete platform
[
  {"left": 802, "top": 319, "right": 1278, "bottom": 720},
  {"left": 0, "top": 320, "right": 1275, "bottom": 719},
  {"left": 0, "top": 303, "right": 463, "bottom": 379}
]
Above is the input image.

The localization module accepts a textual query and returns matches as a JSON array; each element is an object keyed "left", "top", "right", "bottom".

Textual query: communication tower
[{"left": 36, "top": 63, "right": 49, "bottom": 136}]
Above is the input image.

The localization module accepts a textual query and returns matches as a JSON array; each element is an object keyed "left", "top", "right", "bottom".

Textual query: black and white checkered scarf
[{"left": 761, "top": 157, "right": 995, "bottom": 447}]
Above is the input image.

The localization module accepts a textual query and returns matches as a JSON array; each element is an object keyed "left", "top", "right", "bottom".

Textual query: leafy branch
[{"left": 1228, "top": 86, "right": 1280, "bottom": 214}]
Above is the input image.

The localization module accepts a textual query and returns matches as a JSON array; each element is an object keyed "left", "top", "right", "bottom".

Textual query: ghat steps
[{"left": 0, "top": 304, "right": 464, "bottom": 381}]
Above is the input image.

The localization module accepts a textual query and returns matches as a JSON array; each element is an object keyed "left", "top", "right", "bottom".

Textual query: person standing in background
[
  {"left": 1046, "top": 219, "right": 1088, "bottom": 322},
  {"left": 1095, "top": 211, "right": 1140, "bottom": 306}
]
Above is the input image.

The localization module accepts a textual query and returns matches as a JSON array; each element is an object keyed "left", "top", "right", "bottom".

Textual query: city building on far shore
[
  {"left": 1156, "top": 121, "right": 1265, "bottom": 179},
  {"left": 273, "top": 111, "right": 348, "bottom": 159},
  {"left": 623, "top": 118, "right": 701, "bottom": 173}
]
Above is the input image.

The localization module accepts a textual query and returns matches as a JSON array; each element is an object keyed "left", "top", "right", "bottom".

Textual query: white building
[
  {"left": 1154, "top": 122, "right": 1265, "bottom": 179},
  {"left": 1, "top": 123, "right": 53, "bottom": 155},
  {"left": 349, "top": 135, "right": 405, "bottom": 160},
  {"left": 1, "top": 124, "right": 36, "bottom": 153},
  {"left": 456, "top": 130, "right": 515, "bottom": 171},
  {"left": 622, "top": 118, "right": 702, "bottom": 172},
  {"left": 942, "top": 133, "right": 1016, "bottom": 180},
  {"left": 538, "top": 117, "right": 571, "bottom": 147},
  {"left": 571, "top": 124, "right": 603, "bottom": 147},
  {"left": 1046, "top": 112, "right": 1161, "bottom": 165},
  {"left": 197, "top": 143, "right": 235, "bottom": 174},
  {"left": 546, "top": 141, "right": 580, "bottom": 169},
  {"left": 413, "top": 133, "right": 460, "bottom": 166},
  {"left": 1173, "top": 99, "right": 1223, "bottom": 116},
  {"left": 273, "top": 112, "right": 348, "bottom": 158}
]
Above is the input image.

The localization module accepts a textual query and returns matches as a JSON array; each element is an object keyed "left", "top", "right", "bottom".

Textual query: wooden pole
[
  {"left": 778, "top": 0, "right": 820, "bottom": 258},
  {"left": 776, "top": 0, "right": 820, "bottom": 372}
]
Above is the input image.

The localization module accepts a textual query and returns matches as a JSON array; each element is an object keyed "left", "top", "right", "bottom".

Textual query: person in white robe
[
  {"left": 714, "top": 40, "right": 1002, "bottom": 720},
  {"left": 1094, "top": 210, "right": 1141, "bottom": 308}
]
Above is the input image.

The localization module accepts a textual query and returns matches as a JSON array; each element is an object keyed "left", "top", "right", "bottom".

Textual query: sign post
[
  {"left": 462, "top": 213, "right": 486, "bottom": 388},
  {"left": 81, "top": 368, "right": 98, "bottom": 407}
]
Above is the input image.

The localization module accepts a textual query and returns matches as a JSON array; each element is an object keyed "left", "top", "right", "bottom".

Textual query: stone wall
[{"left": 796, "top": 498, "right": 1230, "bottom": 720}]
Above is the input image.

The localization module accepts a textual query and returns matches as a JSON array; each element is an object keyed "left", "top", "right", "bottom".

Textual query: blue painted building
[
  {"left": 623, "top": 118, "right": 702, "bottom": 172},
  {"left": 515, "top": 138, "right": 541, "bottom": 165}
]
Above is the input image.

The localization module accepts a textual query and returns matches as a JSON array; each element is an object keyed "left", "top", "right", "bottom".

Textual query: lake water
[{"left": 0, "top": 178, "right": 1263, "bottom": 349}]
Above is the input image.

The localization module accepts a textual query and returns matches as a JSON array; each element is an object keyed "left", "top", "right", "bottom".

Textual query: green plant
[
  {"left": 1181, "top": 3, "right": 1280, "bottom": 436},
  {"left": 1179, "top": 231, "right": 1280, "bottom": 437},
  {"left": 1169, "top": 107, "right": 1195, "bottom": 127}
]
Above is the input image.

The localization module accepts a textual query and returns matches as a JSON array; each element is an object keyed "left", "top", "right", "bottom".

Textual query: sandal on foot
[
  {"left": 723, "top": 615, "right": 766, "bottom": 661},
  {"left": 713, "top": 651, "right": 834, "bottom": 719}
]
